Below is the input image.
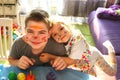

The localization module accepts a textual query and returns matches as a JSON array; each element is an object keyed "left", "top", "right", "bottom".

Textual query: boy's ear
[
  {"left": 48, "top": 30, "right": 52, "bottom": 36},
  {"left": 48, "top": 34, "right": 50, "bottom": 38}
]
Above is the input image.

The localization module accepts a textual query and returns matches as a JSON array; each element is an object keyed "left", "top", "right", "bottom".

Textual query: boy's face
[
  {"left": 50, "top": 22, "right": 71, "bottom": 43},
  {"left": 25, "top": 20, "right": 50, "bottom": 53}
]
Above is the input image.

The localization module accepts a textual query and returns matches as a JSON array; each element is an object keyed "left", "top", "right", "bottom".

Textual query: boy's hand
[{"left": 17, "top": 56, "right": 35, "bottom": 70}]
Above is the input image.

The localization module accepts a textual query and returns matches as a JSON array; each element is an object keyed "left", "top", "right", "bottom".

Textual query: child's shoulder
[
  {"left": 72, "top": 33, "right": 83, "bottom": 42},
  {"left": 13, "top": 36, "right": 26, "bottom": 45}
]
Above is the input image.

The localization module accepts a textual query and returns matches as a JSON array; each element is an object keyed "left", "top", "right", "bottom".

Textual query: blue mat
[{"left": 0, "top": 64, "right": 96, "bottom": 80}]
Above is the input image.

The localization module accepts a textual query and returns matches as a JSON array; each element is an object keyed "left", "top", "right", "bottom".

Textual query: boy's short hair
[
  {"left": 31, "top": 9, "right": 49, "bottom": 18},
  {"left": 25, "top": 9, "right": 50, "bottom": 29}
]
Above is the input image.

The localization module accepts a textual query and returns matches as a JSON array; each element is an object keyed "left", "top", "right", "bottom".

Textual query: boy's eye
[
  {"left": 38, "top": 30, "right": 47, "bottom": 34},
  {"left": 39, "top": 31, "right": 45, "bottom": 34},
  {"left": 27, "top": 29, "right": 33, "bottom": 33}
]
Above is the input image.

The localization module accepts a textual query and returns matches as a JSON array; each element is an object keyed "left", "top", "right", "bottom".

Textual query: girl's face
[
  {"left": 50, "top": 22, "right": 71, "bottom": 43},
  {"left": 25, "top": 20, "right": 50, "bottom": 51}
]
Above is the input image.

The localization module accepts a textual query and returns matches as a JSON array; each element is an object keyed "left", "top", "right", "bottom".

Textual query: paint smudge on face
[
  {"left": 42, "top": 36, "right": 47, "bottom": 42},
  {"left": 25, "top": 36, "right": 29, "bottom": 41},
  {"left": 30, "top": 25, "right": 43, "bottom": 30}
]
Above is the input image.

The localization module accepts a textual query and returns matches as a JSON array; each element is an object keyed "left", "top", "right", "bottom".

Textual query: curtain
[
  {"left": 115, "top": 0, "right": 120, "bottom": 4},
  {"left": 58, "top": 0, "right": 107, "bottom": 17},
  {"left": 106, "top": 0, "right": 115, "bottom": 8},
  {"left": 20, "top": 0, "right": 119, "bottom": 17}
]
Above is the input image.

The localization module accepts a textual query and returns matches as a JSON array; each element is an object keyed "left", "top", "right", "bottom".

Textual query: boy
[{"left": 8, "top": 10, "right": 67, "bottom": 70}]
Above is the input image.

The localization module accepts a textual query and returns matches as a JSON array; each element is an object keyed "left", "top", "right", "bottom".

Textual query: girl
[{"left": 40, "top": 21, "right": 117, "bottom": 77}]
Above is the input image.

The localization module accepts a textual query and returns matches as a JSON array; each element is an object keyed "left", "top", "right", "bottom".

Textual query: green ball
[{"left": 8, "top": 71, "right": 17, "bottom": 80}]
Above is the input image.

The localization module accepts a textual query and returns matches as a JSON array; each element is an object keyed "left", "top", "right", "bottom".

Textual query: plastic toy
[
  {"left": 17, "top": 72, "right": 26, "bottom": 80},
  {"left": 26, "top": 71, "right": 35, "bottom": 80},
  {"left": 8, "top": 71, "right": 17, "bottom": 80},
  {"left": 12, "top": 23, "right": 22, "bottom": 40}
]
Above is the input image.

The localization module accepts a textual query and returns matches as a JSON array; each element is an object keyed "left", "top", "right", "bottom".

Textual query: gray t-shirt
[{"left": 10, "top": 37, "right": 67, "bottom": 66}]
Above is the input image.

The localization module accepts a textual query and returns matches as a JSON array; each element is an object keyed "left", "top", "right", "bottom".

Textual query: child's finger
[
  {"left": 53, "top": 57, "right": 64, "bottom": 68},
  {"left": 55, "top": 63, "right": 67, "bottom": 70},
  {"left": 40, "top": 54, "right": 45, "bottom": 57},
  {"left": 55, "top": 58, "right": 67, "bottom": 70},
  {"left": 18, "top": 60, "right": 29, "bottom": 70},
  {"left": 31, "top": 58, "right": 36, "bottom": 63},
  {"left": 52, "top": 57, "right": 60, "bottom": 67},
  {"left": 50, "top": 60, "right": 54, "bottom": 65},
  {"left": 23, "top": 56, "right": 34, "bottom": 65}
]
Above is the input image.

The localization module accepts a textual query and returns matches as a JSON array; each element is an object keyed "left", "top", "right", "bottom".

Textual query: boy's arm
[
  {"left": 8, "top": 56, "right": 19, "bottom": 66},
  {"left": 8, "top": 56, "right": 34, "bottom": 70}
]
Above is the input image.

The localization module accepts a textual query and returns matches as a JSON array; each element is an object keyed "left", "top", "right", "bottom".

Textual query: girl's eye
[
  {"left": 53, "top": 33, "right": 57, "bottom": 37},
  {"left": 60, "top": 27, "right": 64, "bottom": 31}
]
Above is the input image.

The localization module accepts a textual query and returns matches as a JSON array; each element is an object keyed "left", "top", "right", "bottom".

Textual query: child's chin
[
  {"left": 33, "top": 52, "right": 39, "bottom": 55},
  {"left": 32, "top": 46, "right": 41, "bottom": 50}
]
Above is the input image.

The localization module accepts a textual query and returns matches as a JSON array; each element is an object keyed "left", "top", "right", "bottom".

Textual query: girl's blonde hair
[{"left": 50, "top": 21, "right": 75, "bottom": 35}]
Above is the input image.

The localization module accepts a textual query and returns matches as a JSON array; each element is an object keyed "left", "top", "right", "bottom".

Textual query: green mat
[{"left": 71, "top": 23, "right": 95, "bottom": 46}]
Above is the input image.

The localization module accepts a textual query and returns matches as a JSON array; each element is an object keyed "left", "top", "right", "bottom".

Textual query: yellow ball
[{"left": 17, "top": 73, "right": 26, "bottom": 80}]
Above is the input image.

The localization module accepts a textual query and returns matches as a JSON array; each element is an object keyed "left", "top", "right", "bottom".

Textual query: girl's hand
[
  {"left": 17, "top": 56, "right": 35, "bottom": 70},
  {"left": 40, "top": 53, "right": 52, "bottom": 63},
  {"left": 52, "top": 57, "right": 68, "bottom": 70},
  {"left": 40, "top": 53, "right": 57, "bottom": 63}
]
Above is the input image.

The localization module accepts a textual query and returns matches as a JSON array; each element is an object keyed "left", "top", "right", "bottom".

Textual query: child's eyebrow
[
  {"left": 26, "top": 28, "right": 32, "bottom": 31},
  {"left": 30, "top": 25, "right": 43, "bottom": 30},
  {"left": 39, "top": 30, "right": 47, "bottom": 33}
]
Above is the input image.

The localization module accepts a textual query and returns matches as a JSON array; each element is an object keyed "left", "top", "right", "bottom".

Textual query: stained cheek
[
  {"left": 41, "top": 36, "right": 48, "bottom": 42},
  {"left": 25, "top": 35, "right": 32, "bottom": 41},
  {"left": 64, "top": 31, "right": 67, "bottom": 34}
]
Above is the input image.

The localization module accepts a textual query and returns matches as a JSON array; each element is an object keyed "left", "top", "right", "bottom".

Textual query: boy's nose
[
  {"left": 33, "top": 33, "right": 39, "bottom": 39},
  {"left": 34, "top": 36, "right": 38, "bottom": 39}
]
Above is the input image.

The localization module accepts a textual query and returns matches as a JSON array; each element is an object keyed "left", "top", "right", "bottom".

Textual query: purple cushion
[
  {"left": 97, "top": 5, "right": 120, "bottom": 20},
  {"left": 88, "top": 8, "right": 120, "bottom": 55},
  {"left": 109, "top": 5, "right": 120, "bottom": 10},
  {"left": 88, "top": 10, "right": 120, "bottom": 80},
  {"left": 116, "top": 56, "right": 120, "bottom": 79}
]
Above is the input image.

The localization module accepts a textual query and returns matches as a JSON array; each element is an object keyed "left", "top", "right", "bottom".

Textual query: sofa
[{"left": 88, "top": 6, "right": 120, "bottom": 79}]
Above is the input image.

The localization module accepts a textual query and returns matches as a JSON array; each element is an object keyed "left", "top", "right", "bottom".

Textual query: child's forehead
[
  {"left": 29, "top": 25, "right": 43, "bottom": 30},
  {"left": 27, "top": 21, "right": 48, "bottom": 30},
  {"left": 52, "top": 23, "right": 61, "bottom": 30},
  {"left": 53, "top": 22, "right": 64, "bottom": 28}
]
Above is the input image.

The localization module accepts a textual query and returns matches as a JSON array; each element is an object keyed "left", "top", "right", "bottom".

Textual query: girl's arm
[
  {"left": 95, "top": 40, "right": 117, "bottom": 76},
  {"left": 95, "top": 54, "right": 117, "bottom": 76},
  {"left": 40, "top": 53, "right": 75, "bottom": 65},
  {"left": 40, "top": 53, "right": 76, "bottom": 69},
  {"left": 95, "top": 41, "right": 117, "bottom": 76}
]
